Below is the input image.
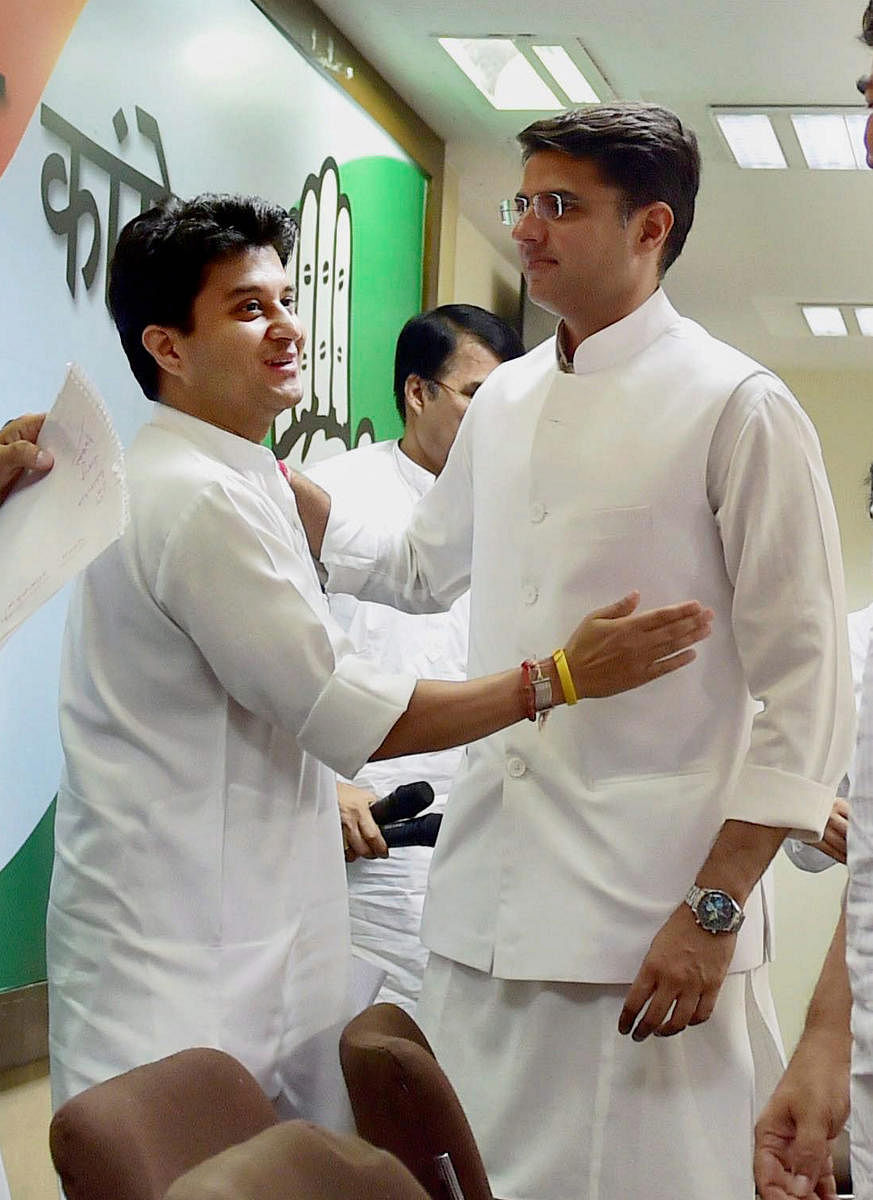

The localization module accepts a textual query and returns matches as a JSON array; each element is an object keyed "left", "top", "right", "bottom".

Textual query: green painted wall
[
  {"left": 343, "top": 156, "right": 426, "bottom": 444},
  {"left": 0, "top": 801, "right": 54, "bottom": 992}
]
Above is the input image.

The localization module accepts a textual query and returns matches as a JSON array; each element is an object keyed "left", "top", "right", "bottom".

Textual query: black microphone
[
  {"left": 381, "top": 812, "right": 443, "bottom": 848},
  {"left": 368, "top": 781, "right": 434, "bottom": 827}
]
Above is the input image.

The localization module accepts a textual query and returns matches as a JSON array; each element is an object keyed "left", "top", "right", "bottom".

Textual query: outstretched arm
[
  {"left": 754, "top": 906, "right": 850, "bottom": 1200},
  {"left": 374, "top": 591, "right": 713, "bottom": 759}
]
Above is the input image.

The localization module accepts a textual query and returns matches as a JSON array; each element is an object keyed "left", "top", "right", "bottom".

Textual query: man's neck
[
  {"left": 561, "top": 284, "right": 659, "bottom": 359},
  {"left": 158, "top": 391, "right": 268, "bottom": 444},
  {"left": 398, "top": 431, "right": 438, "bottom": 477}
]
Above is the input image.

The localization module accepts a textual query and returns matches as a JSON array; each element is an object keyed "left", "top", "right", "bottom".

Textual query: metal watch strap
[
  {"left": 685, "top": 884, "right": 745, "bottom": 934},
  {"left": 521, "top": 658, "right": 553, "bottom": 729},
  {"left": 528, "top": 659, "right": 553, "bottom": 714}
]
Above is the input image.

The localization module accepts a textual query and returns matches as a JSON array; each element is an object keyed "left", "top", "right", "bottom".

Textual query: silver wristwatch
[{"left": 685, "top": 884, "right": 745, "bottom": 934}]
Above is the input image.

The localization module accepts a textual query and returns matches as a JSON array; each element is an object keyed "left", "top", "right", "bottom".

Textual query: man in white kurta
[
  {"left": 314, "top": 106, "right": 854, "bottom": 1199},
  {"left": 306, "top": 304, "right": 522, "bottom": 1012},
  {"left": 47, "top": 196, "right": 422, "bottom": 1117},
  {"left": 49, "top": 398, "right": 419, "bottom": 1112},
  {"left": 308, "top": 438, "right": 469, "bottom": 1011}
]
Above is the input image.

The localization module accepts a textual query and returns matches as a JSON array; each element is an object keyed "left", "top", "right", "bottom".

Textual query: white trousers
[
  {"left": 347, "top": 845, "right": 433, "bottom": 1015},
  {"left": 417, "top": 955, "right": 783, "bottom": 1200}
]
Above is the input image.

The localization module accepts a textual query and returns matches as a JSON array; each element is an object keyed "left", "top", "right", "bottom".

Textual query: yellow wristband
[{"left": 553, "top": 648, "right": 578, "bottom": 706}]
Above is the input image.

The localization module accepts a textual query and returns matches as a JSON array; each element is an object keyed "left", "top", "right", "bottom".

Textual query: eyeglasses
[
  {"left": 498, "top": 192, "right": 580, "bottom": 227},
  {"left": 421, "top": 378, "right": 471, "bottom": 401}
]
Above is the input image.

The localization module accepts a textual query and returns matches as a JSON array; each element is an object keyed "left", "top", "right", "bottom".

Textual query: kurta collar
[
  {"left": 555, "top": 288, "right": 681, "bottom": 376},
  {"left": 392, "top": 439, "right": 435, "bottom": 500},
  {"left": 149, "top": 404, "right": 278, "bottom": 476}
]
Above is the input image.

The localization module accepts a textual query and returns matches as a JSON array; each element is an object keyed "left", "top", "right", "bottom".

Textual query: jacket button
[
  {"left": 522, "top": 583, "right": 539, "bottom": 605},
  {"left": 507, "top": 756, "right": 527, "bottom": 778}
]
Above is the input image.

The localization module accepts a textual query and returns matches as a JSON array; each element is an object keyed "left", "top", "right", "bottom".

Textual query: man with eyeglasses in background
[
  {"left": 291, "top": 101, "right": 852, "bottom": 1200},
  {"left": 306, "top": 305, "right": 523, "bottom": 1014}
]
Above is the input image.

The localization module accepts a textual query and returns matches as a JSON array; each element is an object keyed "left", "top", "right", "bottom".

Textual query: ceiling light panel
[
  {"left": 801, "top": 305, "right": 848, "bottom": 337},
  {"left": 716, "top": 114, "right": 787, "bottom": 169},
  {"left": 438, "top": 38, "right": 562, "bottom": 111},
  {"left": 792, "top": 114, "right": 857, "bottom": 169},
  {"left": 854, "top": 307, "right": 873, "bottom": 336},
  {"left": 531, "top": 45, "right": 598, "bottom": 103},
  {"left": 845, "top": 114, "right": 869, "bottom": 168}
]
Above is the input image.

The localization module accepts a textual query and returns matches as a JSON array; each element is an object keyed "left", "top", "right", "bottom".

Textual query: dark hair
[
  {"left": 517, "top": 102, "right": 700, "bottom": 276},
  {"left": 863, "top": 2, "right": 873, "bottom": 46},
  {"left": 393, "top": 304, "right": 525, "bottom": 420},
  {"left": 108, "top": 193, "right": 297, "bottom": 401}
]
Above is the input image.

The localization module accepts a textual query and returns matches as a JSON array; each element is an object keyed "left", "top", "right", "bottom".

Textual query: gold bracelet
[{"left": 552, "top": 648, "right": 578, "bottom": 705}]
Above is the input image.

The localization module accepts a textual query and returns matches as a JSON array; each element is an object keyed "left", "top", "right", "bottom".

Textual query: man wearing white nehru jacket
[{"left": 293, "top": 102, "right": 854, "bottom": 1199}]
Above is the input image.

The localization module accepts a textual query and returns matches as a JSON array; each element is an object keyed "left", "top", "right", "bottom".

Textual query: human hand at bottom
[
  {"left": 754, "top": 1030, "right": 849, "bottom": 1200},
  {"left": 337, "top": 782, "right": 388, "bottom": 862},
  {"left": 618, "top": 902, "right": 735, "bottom": 1040}
]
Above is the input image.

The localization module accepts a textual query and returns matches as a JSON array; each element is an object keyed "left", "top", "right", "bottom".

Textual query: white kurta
[
  {"left": 307, "top": 440, "right": 469, "bottom": 1012},
  {"left": 323, "top": 289, "right": 852, "bottom": 981},
  {"left": 321, "top": 289, "right": 853, "bottom": 1199},
  {"left": 48, "top": 405, "right": 416, "bottom": 1112}
]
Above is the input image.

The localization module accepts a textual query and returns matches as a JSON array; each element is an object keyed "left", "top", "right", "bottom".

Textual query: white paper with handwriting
[{"left": 0, "top": 364, "right": 128, "bottom": 648}]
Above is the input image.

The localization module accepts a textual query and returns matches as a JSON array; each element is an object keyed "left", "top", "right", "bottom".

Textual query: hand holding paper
[
  {"left": 0, "top": 364, "right": 128, "bottom": 648},
  {"left": 0, "top": 413, "right": 54, "bottom": 502}
]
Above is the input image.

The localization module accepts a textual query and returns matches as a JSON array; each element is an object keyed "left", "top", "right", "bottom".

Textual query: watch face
[{"left": 696, "top": 890, "right": 736, "bottom": 932}]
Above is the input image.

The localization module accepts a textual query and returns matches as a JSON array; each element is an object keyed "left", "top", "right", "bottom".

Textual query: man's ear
[
  {"left": 142, "top": 325, "right": 185, "bottom": 380},
  {"left": 637, "top": 201, "right": 674, "bottom": 260},
  {"left": 404, "top": 374, "right": 428, "bottom": 417}
]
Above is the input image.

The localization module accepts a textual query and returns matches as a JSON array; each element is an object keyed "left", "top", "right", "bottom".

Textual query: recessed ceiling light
[
  {"left": 854, "top": 307, "right": 873, "bottom": 335},
  {"left": 716, "top": 114, "right": 787, "bottom": 169},
  {"left": 845, "top": 114, "right": 869, "bottom": 168},
  {"left": 438, "top": 37, "right": 562, "bottom": 110},
  {"left": 531, "top": 45, "right": 599, "bottom": 104},
  {"left": 801, "top": 305, "right": 848, "bottom": 336},
  {"left": 792, "top": 114, "right": 858, "bottom": 169}
]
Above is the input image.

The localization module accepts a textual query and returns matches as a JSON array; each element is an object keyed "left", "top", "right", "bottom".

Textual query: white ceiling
[{"left": 314, "top": 0, "right": 873, "bottom": 371}]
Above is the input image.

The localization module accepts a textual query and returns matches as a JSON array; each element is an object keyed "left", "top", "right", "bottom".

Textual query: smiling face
[
  {"left": 511, "top": 150, "right": 670, "bottom": 351},
  {"left": 145, "top": 244, "right": 306, "bottom": 443}
]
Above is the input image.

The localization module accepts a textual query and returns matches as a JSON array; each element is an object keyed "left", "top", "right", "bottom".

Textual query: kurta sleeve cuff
[
  {"left": 725, "top": 763, "right": 834, "bottom": 840},
  {"left": 297, "top": 655, "right": 417, "bottom": 780}
]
